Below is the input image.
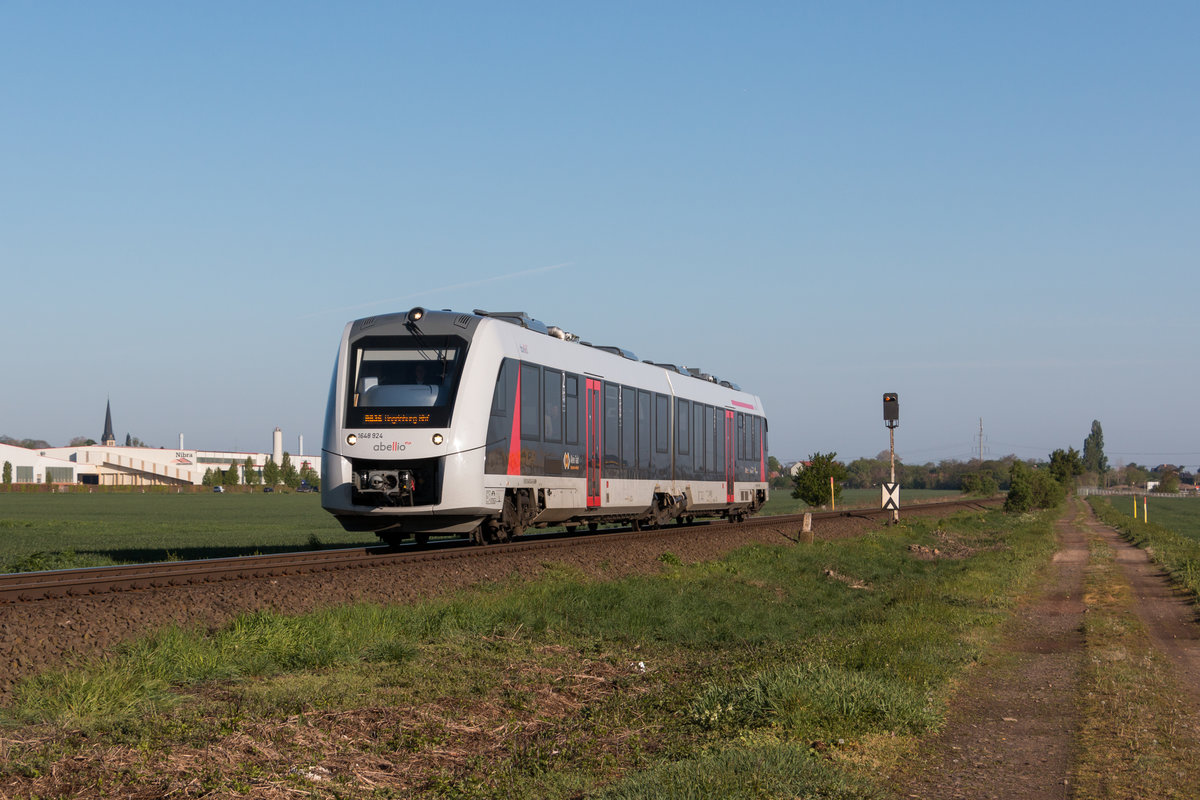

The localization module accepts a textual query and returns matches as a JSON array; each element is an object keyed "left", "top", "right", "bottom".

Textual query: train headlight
[
  {"left": 432, "top": 433, "right": 444, "bottom": 445},
  {"left": 346, "top": 434, "right": 358, "bottom": 446},
  {"left": 406, "top": 306, "right": 425, "bottom": 324}
]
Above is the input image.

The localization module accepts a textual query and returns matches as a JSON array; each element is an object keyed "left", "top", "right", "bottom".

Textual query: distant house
[
  {"left": 2, "top": 401, "right": 320, "bottom": 489},
  {"left": 0, "top": 442, "right": 98, "bottom": 485}
]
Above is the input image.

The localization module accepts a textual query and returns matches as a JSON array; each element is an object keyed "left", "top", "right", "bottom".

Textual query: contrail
[{"left": 306, "top": 261, "right": 572, "bottom": 318}]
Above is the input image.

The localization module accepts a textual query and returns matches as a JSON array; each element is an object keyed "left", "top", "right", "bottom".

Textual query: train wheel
[
  {"left": 588, "top": 522, "right": 599, "bottom": 532},
  {"left": 630, "top": 520, "right": 641, "bottom": 531},
  {"left": 415, "top": 532, "right": 430, "bottom": 545}
]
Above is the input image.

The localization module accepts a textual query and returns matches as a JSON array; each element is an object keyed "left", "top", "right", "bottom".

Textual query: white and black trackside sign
[{"left": 882, "top": 482, "right": 900, "bottom": 511}]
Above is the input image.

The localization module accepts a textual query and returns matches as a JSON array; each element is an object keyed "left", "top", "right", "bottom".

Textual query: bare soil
[{"left": 890, "top": 497, "right": 1200, "bottom": 799}]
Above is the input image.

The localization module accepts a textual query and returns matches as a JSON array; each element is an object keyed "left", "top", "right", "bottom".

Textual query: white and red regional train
[{"left": 321, "top": 308, "right": 769, "bottom": 545}]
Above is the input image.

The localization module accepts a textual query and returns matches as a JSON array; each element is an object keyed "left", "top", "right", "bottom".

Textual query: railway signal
[
  {"left": 883, "top": 393, "right": 899, "bottom": 428},
  {"left": 882, "top": 393, "right": 899, "bottom": 523}
]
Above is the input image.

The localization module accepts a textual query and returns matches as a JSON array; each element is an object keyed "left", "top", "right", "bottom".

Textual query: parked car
[
  {"left": 263, "top": 486, "right": 274, "bottom": 493},
  {"left": 213, "top": 486, "right": 225, "bottom": 493}
]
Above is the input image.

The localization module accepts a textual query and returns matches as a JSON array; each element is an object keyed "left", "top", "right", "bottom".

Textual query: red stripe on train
[{"left": 508, "top": 368, "right": 522, "bottom": 475}]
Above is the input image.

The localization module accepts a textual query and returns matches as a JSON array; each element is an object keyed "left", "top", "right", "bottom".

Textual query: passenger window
[
  {"left": 544, "top": 369, "right": 563, "bottom": 443},
  {"left": 490, "top": 361, "right": 508, "bottom": 414},
  {"left": 705, "top": 406, "right": 715, "bottom": 472},
  {"left": 622, "top": 387, "right": 636, "bottom": 471},
  {"left": 604, "top": 383, "right": 621, "bottom": 469},
  {"left": 676, "top": 398, "right": 689, "bottom": 455},
  {"left": 520, "top": 364, "right": 541, "bottom": 440},
  {"left": 565, "top": 375, "right": 579, "bottom": 445},
  {"left": 655, "top": 394, "right": 669, "bottom": 454},
  {"left": 637, "top": 391, "right": 651, "bottom": 471}
]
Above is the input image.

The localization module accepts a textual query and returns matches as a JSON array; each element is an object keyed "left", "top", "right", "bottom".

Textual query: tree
[
  {"left": 767, "top": 456, "right": 789, "bottom": 489},
  {"left": 281, "top": 452, "right": 301, "bottom": 489},
  {"left": 244, "top": 456, "right": 261, "bottom": 486},
  {"left": 1082, "top": 420, "right": 1108, "bottom": 479},
  {"left": 791, "top": 451, "right": 848, "bottom": 507},
  {"left": 299, "top": 462, "right": 321, "bottom": 490},
  {"left": 3, "top": 461, "right": 11, "bottom": 485},
  {"left": 263, "top": 458, "right": 281, "bottom": 486},
  {"left": 1031, "top": 468, "right": 1066, "bottom": 508},
  {"left": 125, "top": 433, "right": 132, "bottom": 447},
  {"left": 1124, "top": 462, "right": 1149, "bottom": 488},
  {"left": 1048, "top": 447, "right": 1084, "bottom": 487},
  {"left": 1005, "top": 461, "right": 1064, "bottom": 512},
  {"left": 1005, "top": 461, "right": 1035, "bottom": 512},
  {"left": 68, "top": 436, "right": 97, "bottom": 447},
  {"left": 1, "top": 436, "right": 51, "bottom": 449},
  {"left": 1155, "top": 467, "right": 1181, "bottom": 493},
  {"left": 202, "top": 468, "right": 214, "bottom": 487},
  {"left": 961, "top": 471, "right": 999, "bottom": 496},
  {"left": 222, "top": 463, "right": 240, "bottom": 486}
]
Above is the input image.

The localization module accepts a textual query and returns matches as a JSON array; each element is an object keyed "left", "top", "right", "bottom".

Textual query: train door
[
  {"left": 725, "top": 410, "right": 735, "bottom": 502},
  {"left": 585, "top": 378, "right": 602, "bottom": 507}
]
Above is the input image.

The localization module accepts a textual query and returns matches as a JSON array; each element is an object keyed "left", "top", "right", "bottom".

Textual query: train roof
[
  {"left": 469, "top": 308, "right": 743, "bottom": 391},
  {"left": 347, "top": 307, "right": 748, "bottom": 394}
]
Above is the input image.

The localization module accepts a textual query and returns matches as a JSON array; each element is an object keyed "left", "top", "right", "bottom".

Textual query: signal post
[{"left": 883, "top": 393, "right": 899, "bottom": 524}]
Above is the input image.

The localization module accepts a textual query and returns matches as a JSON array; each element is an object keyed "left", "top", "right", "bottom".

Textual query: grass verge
[
  {"left": 1087, "top": 496, "right": 1200, "bottom": 600},
  {"left": 1072, "top": 527, "right": 1200, "bottom": 798},
  {"left": 1, "top": 508, "right": 1056, "bottom": 799}
]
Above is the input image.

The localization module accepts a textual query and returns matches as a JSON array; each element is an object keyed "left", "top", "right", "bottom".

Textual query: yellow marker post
[
  {"left": 1134, "top": 496, "right": 1138, "bottom": 519},
  {"left": 1144, "top": 495, "right": 1148, "bottom": 524},
  {"left": 830, "top": 476, "right": 835, "bottom": 511}
]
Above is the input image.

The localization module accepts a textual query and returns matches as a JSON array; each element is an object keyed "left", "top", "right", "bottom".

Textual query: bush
[
  {"left": 792, "top": 452, "right": 848, "bottom": 507},
  {"left": 961, "top": 471, "right": 999, "bottom": 497},
  {"left": 1005, "top": 461, "right": 1064, "bottom": 512}
]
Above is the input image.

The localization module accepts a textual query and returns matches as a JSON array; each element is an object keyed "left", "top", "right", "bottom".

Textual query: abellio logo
[{"left": 373, "top": 441, "right": 410, "bottom": 452}]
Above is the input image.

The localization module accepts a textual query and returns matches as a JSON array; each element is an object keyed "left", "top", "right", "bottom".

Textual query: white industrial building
[{"left": 0, "top": 402, "right": 318, "bottom": 488}]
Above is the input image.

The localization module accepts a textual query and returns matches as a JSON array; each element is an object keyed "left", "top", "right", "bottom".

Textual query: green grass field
[
  {"left": 759, "top": 487, "right": 963, "bottom": 516},
  {"left": 1089, "top": 494, "right": 1200, "bottom": 603},
  {"left": 1106, "top": 494, "right": 1200, "bottom": 540},
  {"left": 0, "top": 492, "right": 366, "bottom": 572}
]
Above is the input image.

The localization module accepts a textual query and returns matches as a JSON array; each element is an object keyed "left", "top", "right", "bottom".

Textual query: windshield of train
[{"left": 345, "top": 335, "right": 467, "bottom": 428}]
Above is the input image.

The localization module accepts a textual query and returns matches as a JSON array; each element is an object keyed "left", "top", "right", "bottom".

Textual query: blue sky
[{"left": 2, "top": 2, "right": 1197, "bottom": 469}]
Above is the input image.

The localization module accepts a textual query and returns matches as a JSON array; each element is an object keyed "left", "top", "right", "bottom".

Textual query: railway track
[{"left": 0, "top": 497, "right": 1001, "bottom": 605}]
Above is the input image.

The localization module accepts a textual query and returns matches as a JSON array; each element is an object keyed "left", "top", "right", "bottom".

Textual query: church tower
[{"left": 101, "top": 399, "right": 116, "bottom": 446}]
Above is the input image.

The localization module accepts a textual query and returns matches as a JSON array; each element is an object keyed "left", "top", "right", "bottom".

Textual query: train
[{"left": 321, "top": 307, "right": 769, "bottom": 545}]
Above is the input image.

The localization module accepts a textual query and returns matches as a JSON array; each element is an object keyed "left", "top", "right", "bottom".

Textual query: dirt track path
[
  {"left": 892, "top": 497, "right": 1200, "bottom": 799},
  {"left": 1079, "top": 510, "right": 1200, "bottom": 703}
]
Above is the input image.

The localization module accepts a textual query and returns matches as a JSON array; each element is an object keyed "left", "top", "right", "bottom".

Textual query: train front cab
[{"left": 322, "top": 311, "right": 497, "bottom": 540}]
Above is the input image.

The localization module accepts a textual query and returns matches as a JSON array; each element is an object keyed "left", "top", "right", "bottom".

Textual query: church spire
[{"left": 102, "top": 399, "right": 116, "bottom": 446}]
